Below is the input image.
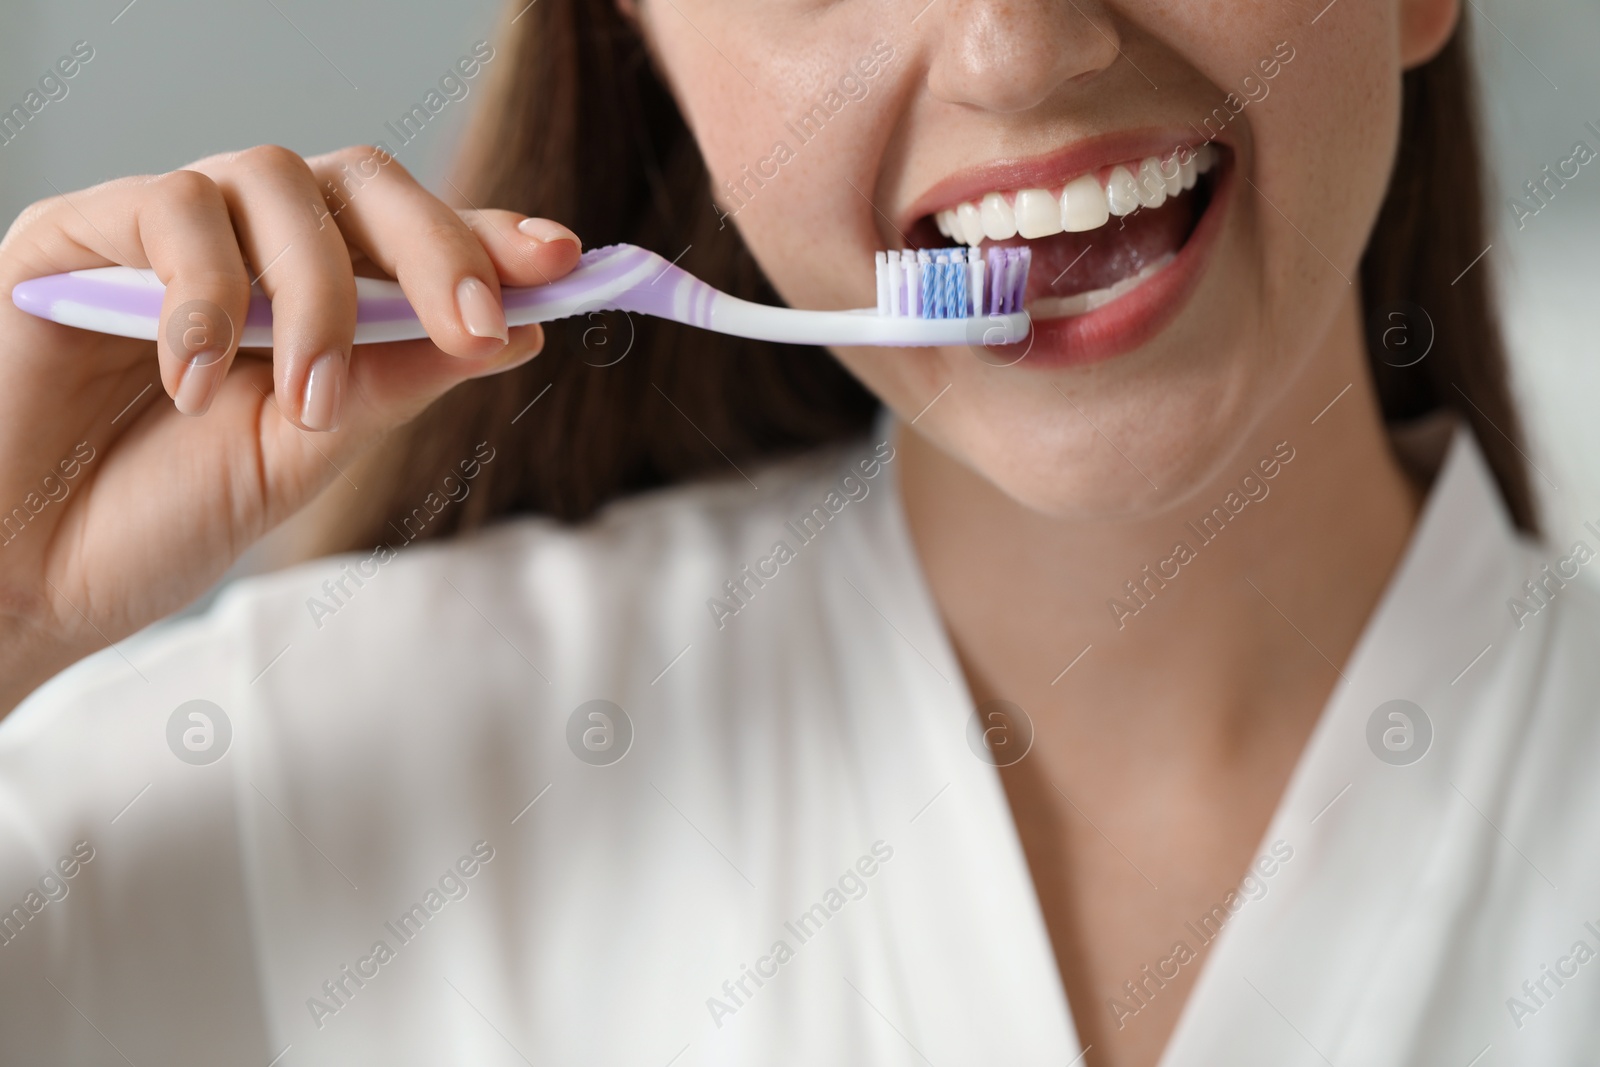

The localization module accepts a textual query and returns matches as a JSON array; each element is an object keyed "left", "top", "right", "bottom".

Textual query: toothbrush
[{"left": 11, "top": 242, "right": 1031, "bottom": 349}]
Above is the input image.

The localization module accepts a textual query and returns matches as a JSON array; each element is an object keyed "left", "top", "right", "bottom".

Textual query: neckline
[{"left": 843, "top": 414, "right": 1529, "bottom": 1064}]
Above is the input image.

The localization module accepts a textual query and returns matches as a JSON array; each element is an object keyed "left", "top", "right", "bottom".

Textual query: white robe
[{"left": 1, "top": 418, "right": 1597, "bottom": 1066}]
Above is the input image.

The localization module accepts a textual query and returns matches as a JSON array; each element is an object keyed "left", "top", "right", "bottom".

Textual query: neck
[{"left": 897, "top": 298, "right": 1422, "bottom": 761}]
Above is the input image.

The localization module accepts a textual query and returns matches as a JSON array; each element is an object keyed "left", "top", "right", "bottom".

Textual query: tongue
[{"left": 989, "top": 194, "right": 1198, "bottom": 304}]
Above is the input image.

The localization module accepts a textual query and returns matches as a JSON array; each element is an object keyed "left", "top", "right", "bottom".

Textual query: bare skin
[
  {"left": 629, "top": 0, "right": 1454, "bottom": 1062},
  {"left": 899, "top": 298, "right": 1421, "bottom": 1064},
  {"left": 0, "top": 0, "right": 1459, "bottom": 1063}
]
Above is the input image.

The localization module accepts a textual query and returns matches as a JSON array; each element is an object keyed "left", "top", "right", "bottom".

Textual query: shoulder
[
  {"left": 1494, "top": 529, "right": 1600, "bottom": 741},
  {"left": 1532, "top": 547, "right": 1600, "bottom": 693},
  {"left": 1486, "top": 540, "right": 1600, "bottom": 881},
  {"left": 1501, "top": 523, "right": 1600, "bottom": 671}
]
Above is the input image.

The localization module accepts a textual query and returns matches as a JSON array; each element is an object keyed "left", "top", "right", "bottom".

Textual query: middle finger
[{"left": 187, "top": 144, "right": 360, "bottom": 431}]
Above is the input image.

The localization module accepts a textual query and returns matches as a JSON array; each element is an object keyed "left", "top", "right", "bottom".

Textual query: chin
[{"left": 917, "top": 381, "right": 1269, "bottom": 521}]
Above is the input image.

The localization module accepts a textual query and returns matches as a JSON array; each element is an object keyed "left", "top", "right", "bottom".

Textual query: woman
[{"left": 0, "top": 0, "right": 1592, "bottom": 1063}]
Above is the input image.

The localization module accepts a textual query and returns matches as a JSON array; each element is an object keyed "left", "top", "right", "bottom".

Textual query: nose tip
[{"left": 926, "top": 0, "right": 1123, "bottom": 113}]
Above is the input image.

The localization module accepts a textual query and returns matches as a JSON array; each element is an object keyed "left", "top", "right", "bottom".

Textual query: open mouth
[{"left": 908, "top": 143, "right": 1227, "bottom": 328}]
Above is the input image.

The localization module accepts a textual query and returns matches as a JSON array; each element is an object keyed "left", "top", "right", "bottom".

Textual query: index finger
[{"left": 4, "top": 172, "right": 253, "bottom": 416}]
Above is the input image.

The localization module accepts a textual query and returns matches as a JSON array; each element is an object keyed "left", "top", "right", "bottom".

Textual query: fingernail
[
  {"left": 299, "top": 350, "right": 345, "bottom": 432},
  {"left": 516, "top": 217, "right": 582, "bottom": 251},
  {"left": 466, "top": 325, "right": 545, "bottom": 378},
  {"left": 455, "top": 276, "right": 509, "bottom": 343},
  {"left": 174, "top": 352, "right": 224, "bottom": 416}
]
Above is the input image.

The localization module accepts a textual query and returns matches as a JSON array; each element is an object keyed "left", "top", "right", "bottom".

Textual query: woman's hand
[{"left": 0, "top": 144, "right": 581, "bottom": 713}]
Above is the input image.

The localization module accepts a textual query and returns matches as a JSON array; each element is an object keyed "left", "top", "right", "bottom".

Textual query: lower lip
[{"left": 1002, "top": 161, "right": 1233, "bottom": 370}]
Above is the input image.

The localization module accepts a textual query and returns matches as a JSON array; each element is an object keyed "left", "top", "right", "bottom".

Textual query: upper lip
[{"left": 896, "top": 127, "right": 1226, "bottom": 237}]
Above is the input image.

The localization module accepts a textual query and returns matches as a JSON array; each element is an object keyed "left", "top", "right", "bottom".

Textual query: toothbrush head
[{"left": 873, "top": 245, "right": 1031, "bottom": 319}]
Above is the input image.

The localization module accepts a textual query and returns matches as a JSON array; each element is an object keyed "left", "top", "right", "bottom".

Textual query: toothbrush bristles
[{"left": 874, "top": 245, "right": 1030, "bottom": 319}]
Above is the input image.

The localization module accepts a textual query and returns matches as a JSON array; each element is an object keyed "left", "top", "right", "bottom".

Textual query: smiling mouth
[{"left": 910, "top": 143, "right": 1225, "bottom": 321}]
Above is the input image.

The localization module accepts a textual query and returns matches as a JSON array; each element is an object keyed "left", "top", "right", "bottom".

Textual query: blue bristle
[
  {"left": 898, "top": 246, "right": 997, "bottom": 318},
  {"left": 927, "top": 248, "right": 965, "bottom": 319}
]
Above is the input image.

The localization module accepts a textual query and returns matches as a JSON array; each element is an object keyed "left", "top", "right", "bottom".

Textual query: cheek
[
  {"left": 642, "top": 5, "right": 896, "bottom": 309},
  {"left": 1249, "top": 15, "right": 1400, "bottom": 337},
  {"left": 643, "top": 5, "right": 787, "bottom": 194},
  {"left": 1166, "top": 0, "right": 1401, "bottom": 367},
  {"left": 653, "top": 44, "right": 771, "bottom": 197}
]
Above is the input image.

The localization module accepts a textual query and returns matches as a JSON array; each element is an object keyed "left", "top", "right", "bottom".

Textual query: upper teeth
[{"left": 933, "top": 144, "right": 1218, "bottom": 245}]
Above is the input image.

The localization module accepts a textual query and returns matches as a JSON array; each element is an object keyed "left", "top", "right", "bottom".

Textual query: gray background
[
  {"left": 3, "top": 0, "right": 1597, "bottom": 551},
  {"left": 0, "top": 0, "right": 504, "bottom": 201}
]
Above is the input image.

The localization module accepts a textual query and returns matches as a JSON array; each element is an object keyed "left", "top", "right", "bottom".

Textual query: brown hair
[
  {"left": 1363, "top": 26, "right": 1535, "bottom": 530},
  {"left": 348, "top": 3, "right": 1535, "bottom": 547}
]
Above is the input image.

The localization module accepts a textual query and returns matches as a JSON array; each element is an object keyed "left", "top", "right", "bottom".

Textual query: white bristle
[
  {"left": 887, "top": 251, "right": 903, "bottom": 317},
  {"left": 902, "top": 250, "right": 918, "bottom": 319},
  {"left": 967, "top": 247, "right": 984, "bottom": 316},
  {"left": 875, "top": 251, "right": 888, "bottom": 316}
]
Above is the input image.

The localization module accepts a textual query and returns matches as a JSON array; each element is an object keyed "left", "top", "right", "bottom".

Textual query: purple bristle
[
  {"left": 985, "top": 247, "right": 998, "bottom": 315},
  {"left": 982, "top": 247, "right": 1031, "bottom": 314}
]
